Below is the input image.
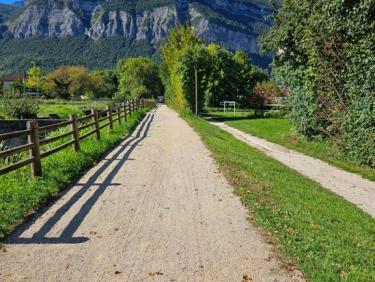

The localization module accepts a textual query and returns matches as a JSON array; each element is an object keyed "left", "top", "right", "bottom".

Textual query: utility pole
[{"left": 195, "top": 66, "right": 198, "bottom": 115}]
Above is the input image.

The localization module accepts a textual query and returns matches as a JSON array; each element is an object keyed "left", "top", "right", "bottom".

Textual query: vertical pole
[
  {"left": 117, "top": 104, "right": 121, "bottom": 125},
  {"left": 107, "top": 105, "right": 113, "bottom": 132},
  {"left": 70, "top": 114, "right": 80, "bottom": 152},
  {"left": 27, "top": 121, "right": 42, "bottom": 177},
  {"left": 195, "top": 67, "right": 198, "bottom": 115},
  {"left": 142, "top": 98, "right": 145, "bottom": 108},
  {"left": 123, "top": 102, "right": 127, "bottom": 122},
  {"left": 91, "top": 109, "right": 100, "bottom": 140},
  {"left": 128, "top": 100, "right": 132, "bottom": 116}
]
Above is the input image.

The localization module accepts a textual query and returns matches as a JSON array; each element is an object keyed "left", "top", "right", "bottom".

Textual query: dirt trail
[
  {"left": 212, "top": 121, "right": 375, "bottom": 218},
  {"left": 0, "top": 105, "right": 303, "bottom": 282}
]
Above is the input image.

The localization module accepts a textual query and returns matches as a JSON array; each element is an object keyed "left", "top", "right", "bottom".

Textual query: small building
[{"left": 0, "top": 74, "right": 26, "bottom": 90}]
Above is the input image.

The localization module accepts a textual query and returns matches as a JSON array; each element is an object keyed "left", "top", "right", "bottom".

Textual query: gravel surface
[
  {"left": 212, "top": 121, "right": 375, "bottom": 218},
  {"left": 0, "top": 106, "right": 304, "bottom": 282}
]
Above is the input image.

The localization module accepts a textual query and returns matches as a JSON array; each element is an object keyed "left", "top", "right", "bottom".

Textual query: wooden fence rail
[{"left": 0, "top": 99, "right": 143, "bottom": 177}]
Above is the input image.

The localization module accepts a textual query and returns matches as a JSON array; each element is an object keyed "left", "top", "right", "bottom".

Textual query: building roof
[{"left": 0, "top": 74, "right": 26, "bottom": 82}]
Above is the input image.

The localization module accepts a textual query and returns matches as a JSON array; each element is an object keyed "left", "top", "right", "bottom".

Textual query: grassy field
[
  {"left": 0, "top": 108, "right": 149, "bottom": 241},
  {"left": 184, "top": 113, "right": 375, "bottom": 281},
  {"left": 38, "top": 99, "right": 113, "bottom": 118},
  {"left": 208, "top": 111, "right": 375, "bottom": 181}
]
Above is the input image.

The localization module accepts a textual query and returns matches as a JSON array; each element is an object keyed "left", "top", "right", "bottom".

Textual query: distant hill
[{"left": 0, "top": 0, "right": 274, "bottom": 75}]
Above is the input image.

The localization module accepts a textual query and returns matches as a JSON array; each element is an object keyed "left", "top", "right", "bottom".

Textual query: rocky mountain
[{"left": 0, "top": 0, "right": 273, "bottom": 74}]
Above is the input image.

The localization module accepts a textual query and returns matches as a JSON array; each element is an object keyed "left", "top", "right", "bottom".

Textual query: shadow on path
[{"left": 6, "top": 113, "right": 155, "bottom": 245}]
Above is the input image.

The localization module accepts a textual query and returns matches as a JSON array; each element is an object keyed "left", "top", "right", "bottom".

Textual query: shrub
[{"left": 0, "top": 91, "right": 39, "bottom": 119}]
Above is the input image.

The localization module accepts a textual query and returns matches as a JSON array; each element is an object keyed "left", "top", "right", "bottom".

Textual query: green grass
[
  {"left": 208, "top": 112, "right": 375, "bottom": 181},
  {"left": 184, "top": 113, "right": 375, "bottom": 281},
  {"left": 38, "top": 100, "right": 113, "bottom": 118},
  {"left": 0, "top": 108, "right": 150, "bottom": 240}
]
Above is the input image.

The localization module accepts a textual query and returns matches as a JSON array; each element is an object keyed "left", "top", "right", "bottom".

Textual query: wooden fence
[{"left": 0, "top": 99, "right": 144, "bottom": 177}]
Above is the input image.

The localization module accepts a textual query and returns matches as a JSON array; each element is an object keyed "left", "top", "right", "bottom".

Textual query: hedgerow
[{"left": 261, "top": 0, "right": 375, "bottom": 166}]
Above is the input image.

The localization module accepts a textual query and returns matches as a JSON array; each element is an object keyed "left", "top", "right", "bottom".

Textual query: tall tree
[{"left": 117, "top": 57, "right": 164, "bottom": 100}]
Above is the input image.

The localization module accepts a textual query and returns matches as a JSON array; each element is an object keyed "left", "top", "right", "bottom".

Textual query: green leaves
[
  {"left": 116, "top": 57, "right": 164, "bottom": 100},
  {"left": 161, "top": 27, "right": 266, "bottom": 112},
  {"left": 261, "top": 0, "right": 375, "bottom": 166}
]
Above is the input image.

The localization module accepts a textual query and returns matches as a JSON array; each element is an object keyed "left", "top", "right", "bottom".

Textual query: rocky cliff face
[{"left": 1, "top": 0, "right": 272, "bottom": 61}]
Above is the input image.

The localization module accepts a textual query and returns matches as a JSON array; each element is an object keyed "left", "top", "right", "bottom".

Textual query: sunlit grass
[{"left": 185, "top": 113, "right": 375, "bottom": 281}]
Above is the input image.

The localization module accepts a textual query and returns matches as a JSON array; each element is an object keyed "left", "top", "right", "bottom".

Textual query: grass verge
[
  {"left": 184, "top": 113, "right": 375, "bottom": 281},
  {"left": 208, "top": 112, "right": 375, "bottom": 181},
  {"left": 0, "top": 108, "right": 149, "bottom": 240}
]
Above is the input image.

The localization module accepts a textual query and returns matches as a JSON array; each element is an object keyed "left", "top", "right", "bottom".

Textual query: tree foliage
[
  {"left": 261, "top": 0, "right": 375, "bottom": 166},
  {"left": 45, "top": 66, "right": 117, "bottom": 99},
  {"left": 25, "top": 62, "right": 46, "bottom": 93},
  {"left": 161, "top": 27, "right": 266, "bottom": 112},
  {"left": 116, "top": 57, "right": 164, "bottom": 101}
]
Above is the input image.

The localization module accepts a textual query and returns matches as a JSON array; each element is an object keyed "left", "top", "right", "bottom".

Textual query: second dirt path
[{"left": 212, "top": 121, "right": 375, "bottom": 218}]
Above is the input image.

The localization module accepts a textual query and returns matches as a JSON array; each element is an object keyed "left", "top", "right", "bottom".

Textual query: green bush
[
  {"left": 0, "top": 91, "right": 39, "bottom": 119},
  {"left": 342, "top": 97, "right": 375, "bottom": 166}
]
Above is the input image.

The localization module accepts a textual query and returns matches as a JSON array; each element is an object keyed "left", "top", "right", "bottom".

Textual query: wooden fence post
[
  {"left": 128, "top": 100, "right": 132, "bottom": 116},
  {"left": 142, "top": 98, "right": 145, "bottom": 108},
  {"left": 123, "top": 102, "right": 127, "bottom": 122},
  {"left": 117, "top": 104, "right": 122, "bottom": 125},
  {"left": 107, "top": 105, "right": 113, "bottom": 132},
  {"left": 70, "top": 114, "right": 80, "bottom": 152},
  {"left": 91, "top": 109, "right": 101, "bottom": 140},
  {"left": 27, "top": 121, "right": 42, "bottom": 177}
]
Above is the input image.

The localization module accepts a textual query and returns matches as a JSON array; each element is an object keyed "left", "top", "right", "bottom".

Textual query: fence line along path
[{"left": 0, "top": 99, "right": 144, "bottom": 177}]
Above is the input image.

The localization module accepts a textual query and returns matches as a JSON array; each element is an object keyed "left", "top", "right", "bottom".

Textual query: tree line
[{"left": 160, "top": 27, "right": 278, "bottom": 112}]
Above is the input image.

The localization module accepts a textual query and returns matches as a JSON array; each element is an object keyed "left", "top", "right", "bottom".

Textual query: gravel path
[
  {"left": 212, "top": 121, "right": 375, "bottom": 218},
  {"left": 0, "top": 106, "right": 303, "bottom": 282}
]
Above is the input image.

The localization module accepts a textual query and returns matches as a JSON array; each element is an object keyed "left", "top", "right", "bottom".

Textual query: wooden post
[
  {"left": 107, "top": 105, "right": 113, "bottom": 132},
  {"left": 128, "top": 100, "right": 132, "bottom": 116},
  {"left": 70, "top": 114, "right": 80, "bottom": 152},
  {"left": 142, "top": 98, "right": 145, "bottom": 108},
  {"left": 123, "top": 102, "right": 128, "bottom": 122},
  {"left": 27, "top": 121, "right": 42, "bottom": 177},
  {"left": 91, "top": 109, "right": 100, "bottom": 140},
  {"left": 117, "top": 104, "right": 122, "bottom": 125}
]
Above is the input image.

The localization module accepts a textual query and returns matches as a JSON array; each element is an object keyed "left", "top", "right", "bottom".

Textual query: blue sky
[{"left": 0, "top": 0, "right": 18, "bottom": 4}]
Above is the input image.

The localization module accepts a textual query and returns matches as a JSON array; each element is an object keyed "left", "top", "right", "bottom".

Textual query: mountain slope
[{"left": 0, "top": 0, "right": 273, "bottom": 75}]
